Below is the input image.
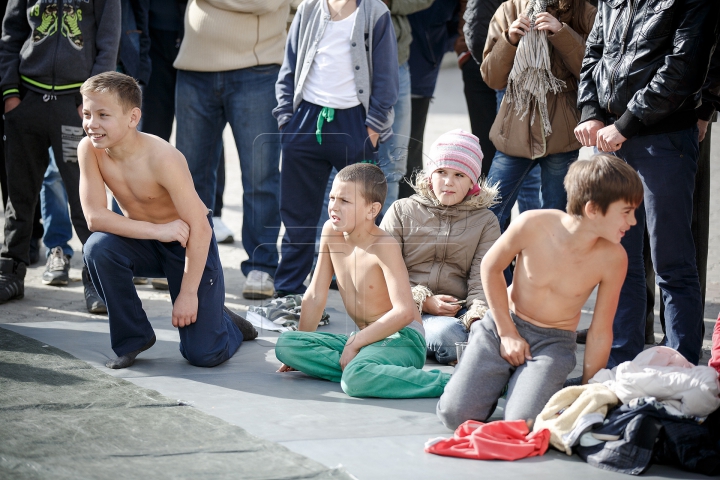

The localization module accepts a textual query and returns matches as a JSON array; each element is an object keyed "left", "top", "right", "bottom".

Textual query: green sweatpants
[{"left": 275, "top": 327, "right": 451, "bottom": 398}]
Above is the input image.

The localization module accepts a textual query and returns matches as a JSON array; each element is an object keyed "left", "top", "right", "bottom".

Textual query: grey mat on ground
[{"left": 0, "top": 327, "right": 351, "bottom": 480}]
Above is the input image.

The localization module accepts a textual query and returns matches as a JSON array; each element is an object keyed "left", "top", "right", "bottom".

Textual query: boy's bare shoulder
[
  {"left": 368, "top": 227, "right": 402, "bottom": 259},
  {"left": 141, "top": 133, "right": 185, "bottom": 167}
]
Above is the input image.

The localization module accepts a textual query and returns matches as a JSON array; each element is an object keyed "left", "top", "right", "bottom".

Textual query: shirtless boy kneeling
[
  {"left": 437, "top": 154, "right": 643, "bottom": 428},
  {"left": 78, "top": 72, "right": 256, "bottom": 369},
  {"left": 275, "top": 164, "right": 451, "bottom": 398}
]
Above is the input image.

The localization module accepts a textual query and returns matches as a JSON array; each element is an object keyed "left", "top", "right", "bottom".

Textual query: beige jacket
[
  {"left": 481, "top": 0, "right": 596, "bottom": 159},
  {"left": 174, "top": 0, "right": 290, "bottom": 72},
  {"left": 380, "top": 183, "right": 501, "bottom": 319}
]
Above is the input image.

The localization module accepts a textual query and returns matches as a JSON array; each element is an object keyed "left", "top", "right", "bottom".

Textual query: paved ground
[{"left": 1, "top": 58, "right": 718, "bottom": 478}]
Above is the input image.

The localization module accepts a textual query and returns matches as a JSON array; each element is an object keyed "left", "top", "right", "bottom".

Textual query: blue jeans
[
  {"left": 423, "top": 312, "right": 468, "bottom": 364},
  {"left": 379, "top": 62, "right": 412, "bottom": 214},
  {"left": 494, "top": 90, "right": 541, "bottom": 216},
  {"left": 41, "top": 149, "right": 73, "bottom": 258},
  {"left": 606, "top": 128, "right": 702, "bottom": 366},
  {"left": 175, "top": 67, "right": 281, "bottom": 277},
  {"left": 487, "top": 150, "right": 578, "bottom": 230},
  {"left": 83, "top": 215, "right": 243, "bottom": 366}
]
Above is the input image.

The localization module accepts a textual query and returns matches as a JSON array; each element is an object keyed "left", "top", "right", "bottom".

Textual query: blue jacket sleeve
[
  {"left": 273, "top": 8, "right": 301, "bottom": 129},
  {"left": 92, "top": 0, "right": 122, "bottom": 76},
  {"left": 366, "top": 11, "right": 399, "bottom": 141}
]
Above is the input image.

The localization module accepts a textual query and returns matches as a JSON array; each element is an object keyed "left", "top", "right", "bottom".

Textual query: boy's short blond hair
[
  {"left": 80, "top": 71, "right": 142, "bottom": 113},
  {"left": 336, "top": 163, "right": 388, "bottom": 208},
  {"left": 565, "top": 154, "right": 644, "bottom": 216}
]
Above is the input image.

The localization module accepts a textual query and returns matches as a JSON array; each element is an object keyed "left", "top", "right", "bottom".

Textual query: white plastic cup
[{"left": 455, "top": 341, "right": 468, "bottom": 363}]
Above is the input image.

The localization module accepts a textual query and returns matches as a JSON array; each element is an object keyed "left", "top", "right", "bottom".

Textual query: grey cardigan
[{"left": 273, "top": 0, "right": 399, "bottom": 142}]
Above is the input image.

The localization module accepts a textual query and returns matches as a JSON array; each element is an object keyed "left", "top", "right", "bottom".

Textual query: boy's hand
[
  {"left": 499, "top": 334, "right": 532, "bottom": 366},
  {"left": 508, "top": 14, "right": 531, "bottom": 46},
  {"left": 277, "top": 363, "right": 297, "bottom": 372},
  {"left": 574, "top": 120, "right": 604, "bottom": 146},
  {"left": 4, "top": 97, "right": 20, "bottom": 113},
  {"left": 340, "top": 337, "right": 361, "bottom": 370},
  {"left": 156, "top": 219, "right": 190, "bottom": 246},
  {"left": 172, "top": 291, "right": 198, "bottom": 328},
  {"left": 423, "top": 295, "right": 462, "bottom": 316},
  {"left": 367, "top": 126, "right": 379, "bottom": 148}
]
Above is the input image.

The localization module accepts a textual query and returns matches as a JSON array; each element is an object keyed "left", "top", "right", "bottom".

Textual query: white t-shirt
[{"left": 302, "top": 4, "right": 360, "bottom": 109}]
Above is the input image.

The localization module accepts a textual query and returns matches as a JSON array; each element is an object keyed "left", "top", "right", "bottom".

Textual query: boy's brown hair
[
  {"left": 80, "top": 72, "right": 142, "bottom": 113},
  {"left": 565, "top": 154, "right": 644, "bottom": 216},
  {"left": 336, "top": 163, "right": 388, "bottom": 210}
]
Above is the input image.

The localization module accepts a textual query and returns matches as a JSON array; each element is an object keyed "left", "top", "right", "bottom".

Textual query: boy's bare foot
[
  {"left": 224, "top": 306, "right": 258, "bottom": 341},
  {"left": 105, "top": 335, "right": 156, "bottom": 369}
]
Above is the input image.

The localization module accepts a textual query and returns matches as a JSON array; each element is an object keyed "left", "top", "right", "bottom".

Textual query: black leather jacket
[{"left": 578, "top": 0, "right": 720, "bottom": 138}]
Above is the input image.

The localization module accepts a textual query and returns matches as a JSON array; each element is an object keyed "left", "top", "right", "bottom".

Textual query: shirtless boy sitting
[
  {"left": 275, "top": 164, "right": 451, "bottom": 398},
  {"left": 78, "top": 72, "right": 256, "bottom": 369},
  {"left": 437, "top": 154, "right": 644, "bottom": 428}
]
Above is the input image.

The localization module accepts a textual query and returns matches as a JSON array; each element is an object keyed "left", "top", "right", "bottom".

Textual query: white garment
[
  {"left": 590, "top": 346, "right": 720, "bottom": 417},
  {"left": 302, "top": 4, "right": 360, "bottom": 109}
]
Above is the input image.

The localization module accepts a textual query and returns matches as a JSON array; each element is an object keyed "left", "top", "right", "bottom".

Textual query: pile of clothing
[
  {"left": 534, "top": 346, "right": 720, "bottom": 475},
  {"left": 247, "top": 295, "right": 330, "bottom": 330}
]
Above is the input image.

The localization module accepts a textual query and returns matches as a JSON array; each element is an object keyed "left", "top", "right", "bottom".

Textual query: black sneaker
[
  {"left": 223, "top": 306, "right": 258, "bottom": 341},
  {"left": 0, "top": 258, "right": 26, "bottom": 304},
  {"left": 82, "top": 266, "right": 107, "bottom": 314},
  {"left": 42, "top": 246, "right": 70, "bottom": 286}
]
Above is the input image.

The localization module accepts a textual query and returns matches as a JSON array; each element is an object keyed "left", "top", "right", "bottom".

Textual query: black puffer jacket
[
  {"left": 578, "top": 0, "right": 720, "bottom": 138},
  {"left": 463, "top": 0, "right": 504, "bottom": 63}
]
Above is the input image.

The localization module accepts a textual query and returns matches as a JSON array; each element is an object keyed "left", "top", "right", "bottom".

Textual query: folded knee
[
  {"left": 340, "top": 362, "right": 373, "bottom": 397},
  {"left": 274, "top": 331, "right": 302, "bottom": 365},
  {"left": 83, "top": 233, "right": 116, "bottom": 266},
  {"left": 436, "top": 396, "right": 490, "bottom": 431},
  {"left": 184, "top": 350, "right": 224, "bottom": 368}
]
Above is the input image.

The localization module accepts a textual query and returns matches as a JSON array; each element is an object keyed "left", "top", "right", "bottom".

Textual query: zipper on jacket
[{"left": 608, "top": 0, "right": 636, "bottom": 114}]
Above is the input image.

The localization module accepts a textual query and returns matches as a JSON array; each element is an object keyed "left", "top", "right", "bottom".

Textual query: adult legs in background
[
  {"left": 41, "top": 149, "right": 74, "bottom": 259},
  {"left": 379, "top": 62, "right": 412, "bottom": 213},
  {"left": 399, "top": 96, "right": 432, "bottom": 199},
  {"left": 461, "top": 57, "right": 497, "bottom": 177},
  {"left": 141, "top": 28, "right": 179, "bottom": 140},
  {"left": 612, "top": 128, "right": 702, "bottom": 366}
]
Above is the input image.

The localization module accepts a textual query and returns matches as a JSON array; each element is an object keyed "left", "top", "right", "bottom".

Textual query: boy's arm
[
  {"left": 0, "top": 0, "right": 30, "bottom": 103},
  {"left": 367, "top": 11, "right": 399, "bottom": 144},
  {"left": 465, "top": 214, "right": 501, "bottom": 314},
  {"left": 297, "top": 222, "right": 334, "bottom": 332},
  {"left": 91, "top": 0, "right": 122, "bottom": 76},
  {"left": 582, "top": 247, "right": 627, "bottom": 383},
  {"left": 78, "top": 138, "right": 191, "bottom": 244},
  {"left": 273, "top": 4, "right": 301, "bottom": 129},
  {"left": 339, "top": 237, "right": 418, "bottom": 369},
  {"left": 154, "top": 149, "right": 215, "bottom": 329},
  {"left": 480, "top": 213, "right": 534, "bottom": 366}
]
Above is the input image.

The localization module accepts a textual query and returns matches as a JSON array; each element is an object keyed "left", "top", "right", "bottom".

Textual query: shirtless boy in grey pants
[{"left": 437, "top": 155, "right": 644, "bottom": 428}]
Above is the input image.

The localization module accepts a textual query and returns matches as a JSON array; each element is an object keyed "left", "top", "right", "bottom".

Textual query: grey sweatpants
[{"left": 437, "top": 311, "right": 577, "bottom": 429}]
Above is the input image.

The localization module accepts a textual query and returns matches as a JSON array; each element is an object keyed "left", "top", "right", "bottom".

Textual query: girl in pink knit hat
[{"left": 380, "top": 130, "right": 501, "bottom": 364}]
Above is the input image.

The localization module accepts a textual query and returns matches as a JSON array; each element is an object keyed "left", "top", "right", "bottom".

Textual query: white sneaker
[
  {"left": 213, "top": 217, "right": 234, "bottom": 244},
  {"left": 242, "top": 270, "right": 275, "bottom": 300}
]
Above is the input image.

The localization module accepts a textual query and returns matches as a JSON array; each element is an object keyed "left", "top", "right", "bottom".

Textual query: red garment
[
  {"left": 710, "top": 313, "right": 720, "bottom": 375},
  {"left": 425, "top": 420, "right": 551, "bottom": 461}
]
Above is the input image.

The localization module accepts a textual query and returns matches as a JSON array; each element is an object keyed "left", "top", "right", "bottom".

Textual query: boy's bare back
[
  {"left": 508, "top": 210, "right": 626, "bottom": 331},
  {"left": 322, "top": 222, "right": 399, "bottom": 329}
]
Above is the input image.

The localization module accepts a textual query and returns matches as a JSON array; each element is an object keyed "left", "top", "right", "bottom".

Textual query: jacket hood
[{"left": 410, "top": 175, "right": 500, "bottom": 212}]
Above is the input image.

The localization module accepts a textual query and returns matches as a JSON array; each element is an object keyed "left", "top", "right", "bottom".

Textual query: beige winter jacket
[
  {"left": 481, "top": 0, "right": 596, "bottom": 159},
  {"left": 174, "top": 0, "right": 290, "bottom": 72},
  {"left": 380, "top": 184, "right": 501, "bottom": 319}
]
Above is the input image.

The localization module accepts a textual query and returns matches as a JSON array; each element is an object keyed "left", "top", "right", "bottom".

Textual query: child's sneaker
[
  {"left": 42, "top": 246, "right": 70, "bottom": 286},
  {"left": 0, "top": 258, "right": 26, "bottom": 304},
  {"left": 242, "top": 270, "right": 275, "bottom": 299}
]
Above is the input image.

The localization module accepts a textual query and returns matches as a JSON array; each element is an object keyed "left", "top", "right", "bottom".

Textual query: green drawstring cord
[{"left": 316, "top": 106, "right": 335, "bottom": 144}]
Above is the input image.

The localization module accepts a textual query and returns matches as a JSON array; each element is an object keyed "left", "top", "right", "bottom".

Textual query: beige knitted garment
[{"left": 504, "top": 0, "right": 566, "bottom": 136}]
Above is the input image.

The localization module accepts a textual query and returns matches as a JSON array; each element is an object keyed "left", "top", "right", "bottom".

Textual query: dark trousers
[
  {"left": 141, "top": 28, "right": 179, "bottom": 141},
  {"left": 610, "top": 127, "right": 703, "bottom": 367},
  {"left": 399, "top": 96, "right": 432, "bottom": 199},
  {"left": 2, "top": 90, "right": 90, "bottom": 265},
  {"left": 275, "top": 100, "right": 377, "bottom": 294},
  {"left": 645, "top": 123, "right": 711, "bottom": 340},
  {"left": 83, "top": 218, "right": 243, "bottom": 367},
  {"left": 461, "top": 57, "right": 497, "bottom": 177}
]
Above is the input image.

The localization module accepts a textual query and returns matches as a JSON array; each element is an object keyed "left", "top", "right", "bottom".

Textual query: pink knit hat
[{"left": 426, "top": 129, "right": 484, "bottom": 196}]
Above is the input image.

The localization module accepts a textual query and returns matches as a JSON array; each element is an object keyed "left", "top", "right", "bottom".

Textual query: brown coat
[
  {"left": 481, "top": 0, "right": 596, "bottom": 159},
  {"left": 380, "top": 185, "right": 501, "bottom": 310}
]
